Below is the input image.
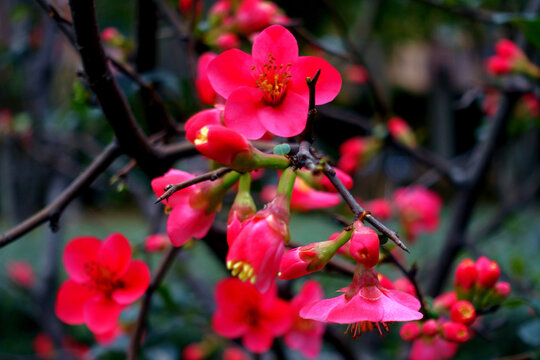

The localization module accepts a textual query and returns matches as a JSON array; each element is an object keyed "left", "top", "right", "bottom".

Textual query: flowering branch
[
  {"left": 128, "top": 246, "right": 182, "bottom": 360},
  {"left": 154, "top": 167, "right": 235, "bottom": 203},
  {"left": 0, "top": 143, "right": 121, "bottom": 248}
]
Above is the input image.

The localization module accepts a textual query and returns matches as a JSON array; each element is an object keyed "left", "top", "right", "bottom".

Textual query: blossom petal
[
  {"left": 212, "top": 312, "right": 249, "bottom": 338},
  {"left": 151, "top": 169, "right": 194, "bottom": 207},
  {"left": 99, "top": 233, "right": 132, "bottom": 278},
  {"left": 207, "top": 49, "right": 255, "bottom": 98},
  {"left": 258, "top": 91, "right": 308, "bottom": 137},
  {"left": 112, "top": 260, "right": 151, "bottom": 304},
  {"left": 252, "top": 25, "right": 298, "bottom": 68},
  {"left": 185, "top": 109, "right": 223, "bottom": 143},
  {"left": 63, "top": 236, "right": 101, "bottom": 283},
  {"left": 167, "top": 205, "right": 215, "bottom": 246},
  {"left": 224, "top": 87, "right": 268, "bottom": 139},
  {"left": 55, "top": 280, "right": 95, "bottom": 324},
  {"left": 242, "top": 328, "right": 274, "bottom": 354},
  {"left": 289, "top": 56, "right": 342, "bottom": 105},
  {"left": 83, "top": 297, "right": 124, "bottom": 334}
]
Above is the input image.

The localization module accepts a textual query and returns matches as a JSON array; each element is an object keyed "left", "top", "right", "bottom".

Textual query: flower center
[
  {"left": 194, "top": 126, "right": 209, "bottom": 145},
  {"left": 252, "top": 54, "right": 292, "bottom": 106},
  {"left": 83, "top": 261, "right": 123, "bottom": 295},
  {"left": 345, "top": 321, "right": 391, "bottom": 339},
  {"left": 226, "top": 260, "right": 256, "bottom": 284}
]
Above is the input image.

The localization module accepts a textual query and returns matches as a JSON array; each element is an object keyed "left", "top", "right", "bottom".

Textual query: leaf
[
  {"left": 518, "top": 318, "right": 540, "bottom": 347},
  {"left": 273, "top": 143, "right": 291, "bottom": 156}
]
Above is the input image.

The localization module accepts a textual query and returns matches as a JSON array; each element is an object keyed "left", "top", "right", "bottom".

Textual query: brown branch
[
  {"left": 127, "top": 246, "right": 181, "bottom": 360},
  {"left": 154, "top": 167, "right": 234, "bottom": 203},
  {"left": 0, "top": 143, "right": 122, "bottom": 248}
]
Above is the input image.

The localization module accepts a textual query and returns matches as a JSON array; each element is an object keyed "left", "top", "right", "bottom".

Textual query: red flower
[
  {"left": 55, "top": 234, "right": 150, "bottom": 334},
  {"left": 261, "top": 177, "right": 341, "bottom": 212},
  {"left": 493, "top": 281, "right": 511, "bottom": 299},
  {"left": 6, "top": 260, "right": 35, "bottom": 288},
  {"left": 349, "top": 222, "right": 380, "bottom": 268},
  {"left": 365, "top": 198, "right": 392, "bottom": 220},
  {"left": 486, "top": 56, "right": 512, "bottom": 75},
  {"left": 151, "top": 169, "right": 218, "bottom": 247},
  {"left": 450, "top": 300, "right": 476, "bottom": 325},
  {"left": 475, "top": 256, "right": 500, "bottom": 288},
  {"left": 393, "top": 186, "right": 442, "bottom": 241},
  {"left": 235, "top": 0, "right": 288, "bottom": 34},
  {"left": 212, "top": 278, "right": 292, "bottom": 353},
  {"left": 196, "top": 52, "right": 218, "bottom": 105},
  {"left": 207, "top": 25, "right": 341, "bottom": 139},
  {"left": 182, "top": 343, "right": 206, "bottom": 360},
  {"left": 433, "top": 291, "right": 457, "bottom": 313},
  {"left": 388, "top": 117, "right": 417, "bottom": 147},
  {"left": 223, "top": 347, "right": 250, "bottom": 360},
  {"left": 144, "top": 234, "right": 169, "bottom": 252},
  {"left": 300, "top": 266, "right": 422, "bottom": 337},
  {"left": 337, "top": 136, "right": 380, "bottom": 173},
  {"left": 440, "top": 321, "right": 470, "bottom": 342},
  {"left": 226, "top": 195, "right": 290, "bottom": 293},
  {"left": 284, "top": 280, "right": 325, "bottom": 359},
  {"left": 400, "top": 322, "right": 421, "bottom": 341},
  {"left": 454, "top": 258, "right": 477, "bottom": 291},
  {"left": 215, "top": 33, "right": 241, "bottom": 51},
  {"left": 410, "top": 336, "right": 458, "bottom": 360},
  {"left": 94, "top": 324, "right": 124, "bottom": 345}
]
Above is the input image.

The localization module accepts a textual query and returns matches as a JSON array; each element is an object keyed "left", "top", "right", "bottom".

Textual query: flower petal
[
  {"left": 289, "top": 56, "right": 342, "bottom": 105},
  {"left": 242, "top": 328, "right": 274, "bottom": 354},
  {"left": 258, "top": 91, "right": 308, "bottom": 137},
  {"left": 151, "top": 169, "right": 194, "bottom": 207},
  {"left": 83, "top": 297, "right": 124, "bottom": 334},
  {"left": 99, "top": 233, "right": 132, "bottom": 278},
  {"left": 167, "top": 205, "right": 215, "bottom": 246},
  {"left": 185, "top": 109, "right": 223, "bottom": 143},
  {"left": 224, "top": 87, "right": 268, "bottom": 139},
  {"left": 112, "top": 260, "right": 151, "bottom": 304},
  {"left": 55, "top": 280, "right": 95, "bottom": 324},
  {"left": 207, "top": 49, "right": 255, "bottom": 98},
  {"left": 63, "top": 236, "right": 101, "bottom": 283},
  {"left": 252, "top": 25, "right": 298, "bottom": 68}
]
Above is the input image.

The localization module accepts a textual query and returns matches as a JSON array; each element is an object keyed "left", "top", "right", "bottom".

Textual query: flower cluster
[
  {"left": 400, "top": 256, "right": 511, "bottom": 360},
  {"left": 212, "top": 278, "right": 324, "bottom": 357},
  {"left": 55, "top": 234, "right": 150, "bottom": 336},
  {"left": 486, "top": 39, "right": 540, "bottom": 77}
]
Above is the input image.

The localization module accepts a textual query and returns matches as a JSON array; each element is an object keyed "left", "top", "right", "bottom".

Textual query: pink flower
[
  {"left": 212, "top": 278, "right": 292, "bottom": 353},
  {"left": 33, "top": 333, "right": 91, "bottom": 360},
  {"left": 349, "top": 222, "right": 380, "bottom": 268},
  {"left": 433, "top": 291, "right": 457, "bottom": 313},
  {"left": 475, "top": 256, "right": 500, "bottom": 288},
  {"left": 235, "top": 0, "right": 285, "bottom": 34},
  {"left": 208, "top": 25, "right": 341, "bottom": 139},
  {"left": 300, "top": 266, "right": 423, "bottom": 337},
  {"left": 101, "top": 27, "right": 120, "bottom": 43},
  {"left": 144, "top": 234, "right": 169, "bottom": 252},
  {"left": 284, "top": 280, "right": 325, "bottom": 359},
  {"left": 486, "top": 56, "right": 512, "bottom": 75},
  {"left": 393, "top": 186, "right": 442, "bottom": 241},
  {"left": 226, "top": 195, "right": 290, "bottom": 293},
  {"left": 454, "top": 258, "right": 477, "bottom": 291},
  {"left": 182, "top": 343, "right": 206, "bottom": 360},
  {"left": 6, "top": 260, "right": 35, "bottom": 288},
  {"left": 410, "top": 336, "right": 458, "bottom": 360},
  {"left": 55, "top": 234, "right": 150, "bottom": 334},
  {"left": 450, "top": 300, "right": 476, "bottom": 325},
  {"left": 151, "top": 169, "right": 218, "bottom": 247},
  {"left": 337, "top": 136, "right": 380, "bottom": 173},
  {"left": 261, "top": 177, "right": 341, "bottom": 212},
  {"left": 393, "top": 277, "right": 417, "bottom": 297},
  {"left": 94, "top": 324, "right": 124, "bottom": 345},
  {"left": 400, "top": 322, "right": 421, "bottom": 341},
  {"left": 216, "top": 33, "right": 241, "bottom": 51},
  {"left": 346, "top": 64, "right": 369, "bottom": 84},
  {"left": 196, "top": 52, "right": 218, "bottom": 105},
  {"left": 365, "top": 198, "right": 392, "bottom": 220},
  {"left": 223, "top": 347, "right": 250, "bottom": 360}
]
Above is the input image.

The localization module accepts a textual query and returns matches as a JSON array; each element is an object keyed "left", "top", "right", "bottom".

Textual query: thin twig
[
  {"left": 154, "top": 168, "right": 234, "bottom": 203},
  {"left": 127, "top": 246, "right": 181, "bottom": 360},
  {"left": 0, "top": 143, "right": 122, "bottom": 248}
]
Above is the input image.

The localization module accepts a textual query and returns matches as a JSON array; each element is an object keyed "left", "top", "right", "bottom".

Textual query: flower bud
[
  {"left": 195, "top": 52, "right": 218, "bottom": 105},
  {"left": 215, "top": 33, "right": 240, "bottom": 51},
  {"left": 495, "top": 39, "right": 523, "bottom": 60},
  {"left": 349, "top": 222, "right": 379, "bottom": 268},
  {"left": 400, "top": 322, "right": 421, "bottom": 341},
  {"left": 450, "top": 300, "right": 476, "bottom": 325},
  {"left": 433, "top": 291, "right": 457, "bottom": 313},
  {"left": 486, "top": 56, "right": 512, "bottom": 75},
  {"left": 493, "top": 281, "right": 511, "bottom": 299},
  {"left": 422, "top": 319, "right": 439, "bottom": 337},
  {"left": 454, "top": 258, "right": 477, "bottom": 291},
  {"left": 475, "top": 256, "right": 500, "bottom": 289},
  {"left": 144, "top": 234, "right": 169, "bottom": 252},
  {"left": 278, "top": 245, "right": 318, "bottom": 280},
  {"left": 440, "top": 321, "right": 470, "bottom": 343},
  {"left": 388, "top": 117, "right": 416, "bottom": 148}
]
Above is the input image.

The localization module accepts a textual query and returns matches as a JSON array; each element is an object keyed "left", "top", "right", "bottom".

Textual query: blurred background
[{"left": 1, "top": 0, "right": 540, "bottom": 359}]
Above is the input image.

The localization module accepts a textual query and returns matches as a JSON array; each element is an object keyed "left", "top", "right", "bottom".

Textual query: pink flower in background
[
  {"left": 33, "top": 333, "right": 90, "bottom": 360},
  {"left": 486, "top": 39, "right": 525, "bottom": 75},
  {"left": 94, "top": 324, "right": 124, "bottom": 345},
  {"left": 208, "top": 25, "right": 341, "bottom": 139},
  {"left": 215, "top": 33, "right": 241, "bottom": 51},
  {"left": 388, "top": 117, "right": 417, "bottom": 147},
  {"left": 6, "top": 260, "right": 35, "bottom": 288},
  {"left": 212, "top": 278, "right": 292, "bottom": 353},
  {"left": 393, "top": 277, "right": 416, "bottom": 297},
  {"left": 345, "top": 64, "right": 369, "bottom": 84},
  {"left": 196, "top": 52, "right": 218, "bottom": 105},
  {"left": 55, "top": 234, "right": 150, "bottom": 334},
  {"left": 300, "top": 266, "right": 422, "bottom": 337},
  {"left": 337, "top": 136, "right": 380, "bottom": 173},
  {"left": 261, "top": 177, "right": 341, "bottom": 212},
  {"left": 182, "top": 343, "right": 206, "bottom": 360},
  {"left": 410, "top": 336, "right": 458, "bottom": 360},
  {"left": 393, "top": 186, "right": 442, "bottom": 241},
  {"left": 223, "top": 347, "right": 250, "bottom": 360},
  {"left": 365, "top": 198, "right": 392, "bottom": 220},
  {"left": 284, "top": 280, "right": 325, "bottom": 359},
  {"left": 144, "top": 234, "right": 169, "bottom": 252},
  {"left": 152, "top": 169, "right": 217, "bottom": 247}
]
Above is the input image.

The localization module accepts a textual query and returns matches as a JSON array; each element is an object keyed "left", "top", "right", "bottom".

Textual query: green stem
[
  {"left": 253, "top": 151, "right": 290, "bottom": 169},
  {"left": 276, "top": 167, "right": 296, "bottom": 201},
  {"left": 237, "top": 172, "right": 252, "bottom": 194},
  {"left": 206, "top": 171, "right": 241, "bottom": 213}
]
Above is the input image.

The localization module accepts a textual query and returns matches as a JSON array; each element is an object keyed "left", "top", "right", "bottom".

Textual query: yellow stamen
[{"left": 194, "top": 126, "right": 209, "bottom": 146}]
